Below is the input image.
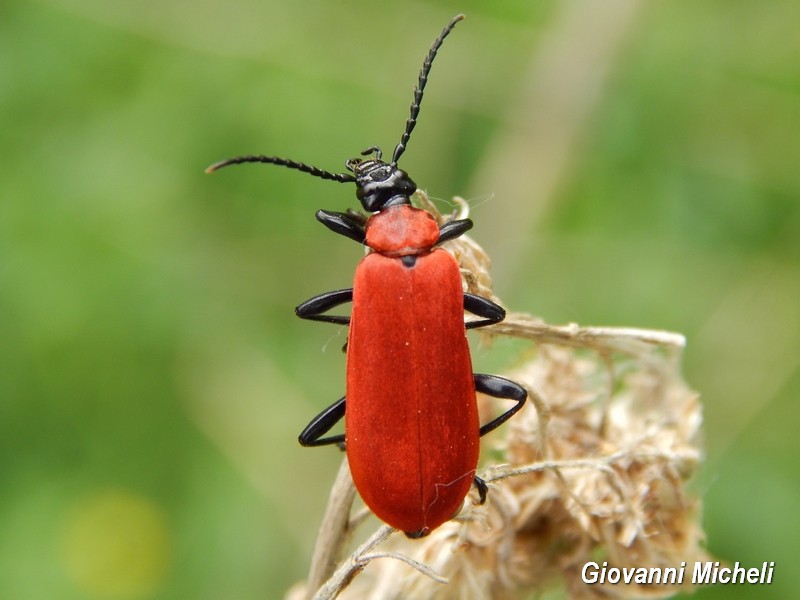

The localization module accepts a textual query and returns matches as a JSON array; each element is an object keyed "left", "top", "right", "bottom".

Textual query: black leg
[
  {"left": 295, "top": 289, "right": 353, "bottom": 325},
  {"left": 316, "top": 210, "right": 366, "bottom": 244},
  {"left": 473, "top": 476, "right": 488, "bottom": 504},
  {"left": 463, "top": 293, "right": 506, "bottom": 330},
  {"left": 436, "top": 218, "right": 473, "bottom": 245},
  {"left": 475, "top": 373, "right": 527, "bottom": 437},
  {"left": 298, "top": 396, "right": 346, "bottom": 448}
]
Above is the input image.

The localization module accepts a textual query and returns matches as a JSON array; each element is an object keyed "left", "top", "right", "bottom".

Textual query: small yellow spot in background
[{"left": 60, "top": 489, "right": 171, "bottom": 599}]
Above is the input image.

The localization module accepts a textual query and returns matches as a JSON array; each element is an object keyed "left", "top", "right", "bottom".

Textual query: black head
[
  {"left": 205, "top": 15, "right": 464, "bottom": 213},
  {"left": 345, "top": 152, "right": 417, "bottom": 212}
]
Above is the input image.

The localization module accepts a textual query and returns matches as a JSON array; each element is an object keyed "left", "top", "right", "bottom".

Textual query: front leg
[
  {"left": 316, "top": 210, "right": 366, "bottom": 244},
  {"left": 436, "top": 218, "right": 473, "bottom": 245},
  {"left": 295, "top": 288, "right": 353, "bottom": 325}
]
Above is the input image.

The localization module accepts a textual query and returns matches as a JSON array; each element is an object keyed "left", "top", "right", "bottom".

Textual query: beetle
[{"left": 207, "top": 14, "right": 527, "bottom": 538}]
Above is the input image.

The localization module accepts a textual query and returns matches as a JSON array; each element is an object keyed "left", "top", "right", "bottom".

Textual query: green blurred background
[{"left": 2, "top": 0, "right": 798, "bottom": 598}]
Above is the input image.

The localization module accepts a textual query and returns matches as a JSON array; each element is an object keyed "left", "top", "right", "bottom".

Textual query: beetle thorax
[{"left": 365, "top": 205, "right": 440, "bottom": 257}]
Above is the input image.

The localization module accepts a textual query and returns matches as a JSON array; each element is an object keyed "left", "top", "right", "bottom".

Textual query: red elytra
[
  {"left": 207, "top": 14, "right": 527, "bottom": 539},
  {"left": 347, "top": 206, "right": 480, "bottom": 535}
]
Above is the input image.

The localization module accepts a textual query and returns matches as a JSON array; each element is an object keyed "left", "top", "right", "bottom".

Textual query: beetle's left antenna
[
  {"left": 390, "top": 14, "right": 465, "bottom": 167},
  {"left": 206, "top": 155, "right": 356, "bottom": 183}
]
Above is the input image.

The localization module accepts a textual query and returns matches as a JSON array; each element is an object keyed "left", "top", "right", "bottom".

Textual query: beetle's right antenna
[
  {"left": 206, "top": 155, "right": 356, "bottom": 183},
  {"left": 390, "top": 14, "right": 465, "bottom": 167}
]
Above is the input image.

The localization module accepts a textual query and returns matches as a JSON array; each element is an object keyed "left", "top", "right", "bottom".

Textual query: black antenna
[
  {"left": 206, "top": 15, "right": 464, "bottom": 184},
  {"left": 205, "top": 155, "right": 356, "bottom": 182},
  {"left": 390, "top": 14, "right": 465, "bottom": 166}
]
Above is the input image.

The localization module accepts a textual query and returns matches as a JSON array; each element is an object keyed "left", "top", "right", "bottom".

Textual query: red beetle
[{"left": 208, "top": 14, "right": 526, "bottom": 538}]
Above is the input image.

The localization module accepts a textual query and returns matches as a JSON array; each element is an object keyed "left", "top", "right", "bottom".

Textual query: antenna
[
  {"left": 390, "top": 14, "right": 465, "bottom": 166},
  {"left": 206, "top": 15, "right": 465, "bottom": 183},
  {"left": 205, "top": 155, "right": 355, "bottom": 183}
]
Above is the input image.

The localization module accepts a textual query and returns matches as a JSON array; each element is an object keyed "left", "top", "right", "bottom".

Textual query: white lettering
[
  {"left": 731, "top": 562, "right": 746, "bottom": 583},
  {"left": 693, "top": 561, "right": 714, "bottom": 584},
  {"left": 585, "top": 561, "right": 774, "bottom": 587},
  {"left": 660, "top": 566, "right": 678, "bottom": 584},
  {"left": 678, "top": 562, "right": 687, "bottom": 584},
  {"left": 582, "top": 561, "right": 600, "bottom": 584},
  {"left": 747, "top": 567, "right": 760, "bottom": 584},
  {"left": 636, "top": 568, "right": 650, "bottom": 583}
]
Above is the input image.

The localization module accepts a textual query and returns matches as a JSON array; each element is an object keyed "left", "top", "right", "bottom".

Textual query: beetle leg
[
  {"left": 316, "top": 210, "right": 367, "bottom": 244},
  {"left": 463, "top": 293, "right": 505, "bottom": 330},
  {"left": 472, "top": 476, "right": 488, "bottom": 504},
  {"left": 436, "top": 218, "right": 473, "bottom": 245},
  {"left": 295, "top": 288, "right": 353, "bottom": 325},
  {"left": 298, "top": 396, "right": 346, "bottom": 449},
  {"left": 475, "top": 373, "right": 527, "bottom": 437}
]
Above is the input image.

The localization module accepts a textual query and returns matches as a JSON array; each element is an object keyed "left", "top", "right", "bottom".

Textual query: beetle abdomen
[{"left": 346, "top": 250, "right": 480, "bottom": 536}]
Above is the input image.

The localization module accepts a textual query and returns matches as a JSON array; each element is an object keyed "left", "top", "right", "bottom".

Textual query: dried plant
[{"left": 286, "top": 193, "right": 706, "bottom": 600}]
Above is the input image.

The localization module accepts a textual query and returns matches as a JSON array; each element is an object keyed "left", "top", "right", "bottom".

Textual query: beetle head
[{"left": 346, "top": 152, "right": 417, "bottom": 212}]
